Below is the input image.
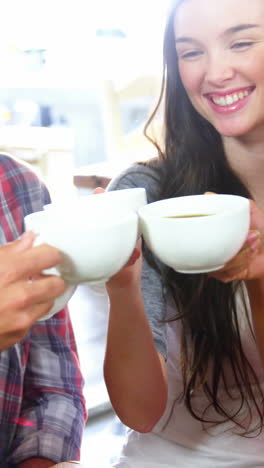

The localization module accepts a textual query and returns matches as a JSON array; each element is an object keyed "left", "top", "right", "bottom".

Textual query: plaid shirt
[{"left": 0, "top": 154, "right": 87, "bottom": 467}]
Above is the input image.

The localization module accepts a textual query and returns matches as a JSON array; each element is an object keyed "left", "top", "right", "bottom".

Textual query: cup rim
[
  {"left": 44, "top": 187, "right": 147, "bottom": 210},
  {"left": 138, "top": 194, "right": 249, "bottom": 219},
  {"left": 24, "top": 209, "right": 138, "bottom": 231}
]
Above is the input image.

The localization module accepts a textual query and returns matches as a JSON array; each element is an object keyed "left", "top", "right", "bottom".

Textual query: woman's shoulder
[{"left": 108, "top": 159, "right": 164, "bottom": 203}]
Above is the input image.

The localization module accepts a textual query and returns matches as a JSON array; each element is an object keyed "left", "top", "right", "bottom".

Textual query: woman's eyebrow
[
  {"left": 175, "top": 24, "right": 260, "bottom": 45},
  {"left": 175, "top": 37, "right": 196, "bottom": 44},
  {"left": 222, "top": 23, "right": 260, "bottom": 36}
]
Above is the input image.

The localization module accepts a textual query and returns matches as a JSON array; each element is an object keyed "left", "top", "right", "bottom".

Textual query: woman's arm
[
  {"left": 246, "top": 279, "right": 264, "bottom": 362},
  {"left": 105, "top": 246, "right": 168, "bottom": 433},
  {"left": 18, "top": 458, "right": 54, "bottom": 467}
]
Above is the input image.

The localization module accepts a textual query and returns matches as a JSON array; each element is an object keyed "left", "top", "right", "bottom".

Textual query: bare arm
[
  {"left": 246, "top": 279, "right": 264, "bottom": 362},
  {"left": 18, "top": 459, "right": 54, "bottom": 468},
  {"left": 105, "top": 246, "right": 168, "bottom": 433}
]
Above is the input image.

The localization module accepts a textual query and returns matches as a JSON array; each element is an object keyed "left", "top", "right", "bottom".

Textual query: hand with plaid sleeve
[
  {"left": 0, "top": 154, "right": 87, "bottom": 467},
  {"left": 0, "top": 231, "right": 67, "bottom": 350}
]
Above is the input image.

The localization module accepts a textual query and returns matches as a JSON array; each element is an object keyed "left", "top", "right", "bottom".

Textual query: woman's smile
[{"left": 204, "top": 85, "right": 256, "bottom": 115}]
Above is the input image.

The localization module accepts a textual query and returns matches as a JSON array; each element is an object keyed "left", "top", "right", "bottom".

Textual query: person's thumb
[{"left": 93, "top": 187, "right": 105, "bottom": 195}]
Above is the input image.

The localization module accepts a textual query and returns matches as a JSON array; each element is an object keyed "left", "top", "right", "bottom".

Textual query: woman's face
[{"left": 174, "top": 0, "right": 264, "bottom": 139}]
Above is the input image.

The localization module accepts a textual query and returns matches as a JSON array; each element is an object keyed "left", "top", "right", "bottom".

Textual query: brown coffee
[{"left": 164, "top": 214, "right": 213, "bottom": 218}]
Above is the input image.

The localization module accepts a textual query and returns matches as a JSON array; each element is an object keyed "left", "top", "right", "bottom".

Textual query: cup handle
[{"left": 30, "top": 231, "right": 77, "bottom": 321}]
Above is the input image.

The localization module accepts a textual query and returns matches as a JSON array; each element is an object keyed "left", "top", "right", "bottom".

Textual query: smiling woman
[
  {"left": 174, "top": 0, "right": 264, "bottom": 138},
  {"left": 97, "top": 0, "right": 264, "bottom": 467}
]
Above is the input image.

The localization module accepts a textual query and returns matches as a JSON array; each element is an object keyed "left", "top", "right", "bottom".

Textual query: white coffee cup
[
  {"left": 138, "top": 194, "right": 250, "bottom": 274},
  {"left": 24, "top": 189, "right": 144, "bottom": 319}
]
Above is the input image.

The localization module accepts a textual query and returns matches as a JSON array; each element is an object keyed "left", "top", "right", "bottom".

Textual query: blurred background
[{"left": 0, "top": 0, "right": 170, "bottom": 465}]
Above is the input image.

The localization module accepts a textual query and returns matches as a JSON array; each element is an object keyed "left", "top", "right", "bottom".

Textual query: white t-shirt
[{"left": 115, "top": 297, "right": 264, "bottom": 467}]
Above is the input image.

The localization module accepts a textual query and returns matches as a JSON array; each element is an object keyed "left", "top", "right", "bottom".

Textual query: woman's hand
[
  {"left": 106, "top": 238, "right": 142, "bottom": 292},
  {"left": 0, "top": 232, "right": 66, "bottom": 350},
  {"left": 209, "top": 200, "right": 264, "bottom": 283}
]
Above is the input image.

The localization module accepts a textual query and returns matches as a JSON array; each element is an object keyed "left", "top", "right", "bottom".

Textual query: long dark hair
[{"left": 143, "top": 0, "right": 264, "bottom": 435}]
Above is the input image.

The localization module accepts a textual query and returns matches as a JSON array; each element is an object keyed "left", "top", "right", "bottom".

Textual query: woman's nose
[{"left": 205, "top": 54, "right": 235, "bottom": 87}]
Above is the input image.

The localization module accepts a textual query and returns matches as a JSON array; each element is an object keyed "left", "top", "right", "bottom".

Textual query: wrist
[
  {"left": 106, "top": 279, "right": 141, "bottom": 298},
  {"left": 246, "top": 276, "right": 264, "bottom": 295}
]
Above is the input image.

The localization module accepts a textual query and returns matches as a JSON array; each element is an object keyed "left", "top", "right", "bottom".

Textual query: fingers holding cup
[{"left": 209, "top": 229, "right": 262, "bottom": 282}]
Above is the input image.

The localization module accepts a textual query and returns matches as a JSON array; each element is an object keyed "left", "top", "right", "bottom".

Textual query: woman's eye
[
  {"left": 231, "top": 41, "right": 254, "bottom": 50},
  {"left": 178, "top": 50, "right": 203, "bottom": 60}
]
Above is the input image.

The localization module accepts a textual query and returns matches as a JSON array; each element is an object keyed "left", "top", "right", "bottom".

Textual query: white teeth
[{"left": 211, "top": 89, "right": 251, "bottom": 107}]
